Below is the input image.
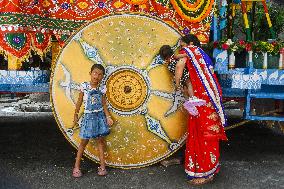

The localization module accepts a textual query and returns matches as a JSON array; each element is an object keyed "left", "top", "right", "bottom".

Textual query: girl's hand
[{"left": 106, "top": 116, "right": 114, "bottom": 126}]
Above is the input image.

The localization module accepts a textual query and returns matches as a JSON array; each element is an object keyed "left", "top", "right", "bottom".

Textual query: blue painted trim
[
  {"left": 249, "top": 93, "right": 284, "bottom": 99},
  {"left": 244, "top": 89, "right": 251, "bottom": 119},
  {"left": 246, "top": 116, "right": 284, "bottom": 122},
  {"left": 0, "top": 84, "right": 49, "bottom": 93},
  {"left": 213, "top": 15, "right": 218, "bottom": 42}
]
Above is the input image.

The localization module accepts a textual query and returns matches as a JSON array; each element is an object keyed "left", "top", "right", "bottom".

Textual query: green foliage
[
  {"left": 206, "top": 39, "right": 284, "bottom": 55},
  {"left": 229, "top": 2, "right": 284, "bottom": 40},
  {"left": 253, "top": 2, "right": 284, "bottom": 40}
]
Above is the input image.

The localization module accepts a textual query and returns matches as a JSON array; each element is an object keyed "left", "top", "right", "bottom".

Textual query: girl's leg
[
  {"left": 182, "top": 85, "right": 189, "bottom": 97},
  {"left": 186, "top": 79, "right": 194, "bottom": 97},
  {"left": 97, "top": 137, "right": 106, "bottom": 169},
  {"left": 74, "top": 139, "right": 89, "bottom": 170},
  {"left": 97, "top": 137, "right": 108, "bottom": 176}
]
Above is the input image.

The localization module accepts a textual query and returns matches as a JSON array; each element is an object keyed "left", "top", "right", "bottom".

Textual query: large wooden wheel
[{"left": 50, "top": 14, "right": 188, "bottom": 168}]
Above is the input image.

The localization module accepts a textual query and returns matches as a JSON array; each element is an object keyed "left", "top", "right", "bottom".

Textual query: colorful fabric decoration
[
  {"left": 0, "top": 32, "right": 31, "bottom": 61},
  {"left": 0, "top": 0, "right": 214, "bottom": 62},
  {"left": 170, "top": 0, "right": 214, "bottom": 23},
  {"left": 55, "top": 34, "right": 70, "bottom": 47},
  {"left": 32, "top": 33, "right": 51, "bottom": 58}
]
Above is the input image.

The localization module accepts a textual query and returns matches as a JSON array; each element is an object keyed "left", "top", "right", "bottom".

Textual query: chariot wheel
[{"left": 50, "top": 14, "right": 188, "bottom": 168}]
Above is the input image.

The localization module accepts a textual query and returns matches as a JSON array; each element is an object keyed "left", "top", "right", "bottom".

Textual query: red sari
[{"left": 182, "top": 46, "right": 227, "bottom": 180}]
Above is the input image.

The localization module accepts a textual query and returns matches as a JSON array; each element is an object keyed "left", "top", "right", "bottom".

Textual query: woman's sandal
[
  {"left": 97, "top": 167, "right": 107, "bottom": 176},
  {"left": 72, "top": 168, "right": 82, "bottom": 178}
]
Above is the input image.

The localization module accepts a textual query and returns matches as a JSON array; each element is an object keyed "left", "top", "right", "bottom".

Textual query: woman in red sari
[{"left": 176, "top": 34, "right": 228, "bottom": 185}]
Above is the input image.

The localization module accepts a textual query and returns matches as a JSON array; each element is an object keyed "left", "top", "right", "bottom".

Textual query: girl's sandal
[
  {"left": 97, "top": 167, "right": 107, "bottom": 176},
  {"left": 72, "top": 168, "right": 82, "bottom": 178}
]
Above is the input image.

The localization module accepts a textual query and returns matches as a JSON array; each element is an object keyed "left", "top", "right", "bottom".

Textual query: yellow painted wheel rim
[{"left": 51, "top": 14, "right": 188, "bottom": 168}]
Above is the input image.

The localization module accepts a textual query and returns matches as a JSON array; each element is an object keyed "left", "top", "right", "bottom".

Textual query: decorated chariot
[{"left": 0, "top": 0, "right": 283, "bottom": 168}]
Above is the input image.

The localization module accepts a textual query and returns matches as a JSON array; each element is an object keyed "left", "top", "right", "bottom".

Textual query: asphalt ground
[{"left": 0, "top": 115, "right": 283, "bottom": 189}]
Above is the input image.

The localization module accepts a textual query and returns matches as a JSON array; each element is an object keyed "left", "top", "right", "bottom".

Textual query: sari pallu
[{"left": 181, "top": 46, "right": 228, "bottom": 180}]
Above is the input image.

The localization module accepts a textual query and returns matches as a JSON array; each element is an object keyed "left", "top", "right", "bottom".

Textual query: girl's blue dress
[{"left": 79, "top": 82, "right": 110, "bottom": 139}]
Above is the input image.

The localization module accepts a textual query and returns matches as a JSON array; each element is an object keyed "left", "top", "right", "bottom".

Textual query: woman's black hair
[
  {"left": 180, "top": 34, "right": 201, "bottom": 47},
  {"left": 90, "top": 64, "right": 105, "bottom": 75},
  {"left": 159, "top": 45, "right": 174, "bottom": 60}
]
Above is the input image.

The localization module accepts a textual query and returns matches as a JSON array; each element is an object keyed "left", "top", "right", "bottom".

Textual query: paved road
[{"left": 0, "top": 115, "right": 283, "bottom": 189}]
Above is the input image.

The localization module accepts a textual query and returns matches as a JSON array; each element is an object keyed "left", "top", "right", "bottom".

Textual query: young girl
[
  {"left": 72, "top": 64, "right": 114, "bottom": 178},
  {"left": 159, "top": 45, "right": 193, "bottom": 96},
  {"left": 159, "top": 45, "right": 205, "bottom": 115}
]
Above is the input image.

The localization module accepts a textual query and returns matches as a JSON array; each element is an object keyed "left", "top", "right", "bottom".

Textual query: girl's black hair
[
  {"left": 180, "top": 34, "right": 201, "bottom": 47},
  {"left": 159, "top": 45, "right": 174, "bottom": 60},
  {"left": 90, "top": 64, "right": 105, "bottom": 75}
]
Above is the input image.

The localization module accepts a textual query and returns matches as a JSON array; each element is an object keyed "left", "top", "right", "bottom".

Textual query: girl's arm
[
  {"left": 73, "top": 91, "right": 83, "bottom": 125},
  {"left": 174, "top": 53, "right": 187, "bottom": 59},
  {"left": 102, "top": 95, "right": 114, "bottom": 126},
  {"left": 175, "top": 57, "right": 186, "bottom": 90}
]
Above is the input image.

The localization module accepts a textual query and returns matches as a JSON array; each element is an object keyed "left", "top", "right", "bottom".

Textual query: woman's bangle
[
  {"left": 106, "top": 115, "right": 111, "bottom": 118},
  {"left": 74, "top": 113, "right": 78, "bottom": 115}
]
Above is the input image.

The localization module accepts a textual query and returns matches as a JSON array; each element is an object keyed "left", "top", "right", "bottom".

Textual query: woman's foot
[
  {"left": 97, "top": 167, "right": 107, "bottom": 176},
  {"left": 188, "top": 176, "right": 214, "bottom": 185},
  {"left": 188, "top": 178, "right": 206, "bottom": 185},
  {"left": 72, "top": 168, "right": 82, "bottom": 178}
]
